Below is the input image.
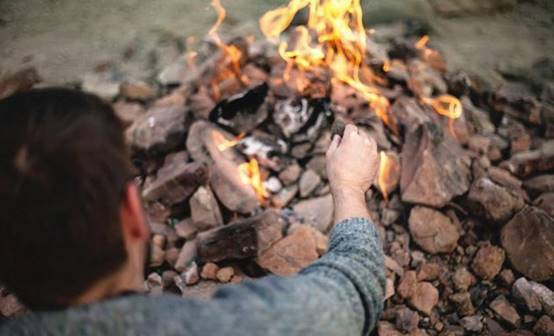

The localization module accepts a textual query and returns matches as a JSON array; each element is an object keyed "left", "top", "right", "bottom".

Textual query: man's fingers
[
  {"left": 343, "top": 124, "right": 358, "bottom": 140},
  {"left": 327, "top": 134, "right": 341, "bottom": 155}
]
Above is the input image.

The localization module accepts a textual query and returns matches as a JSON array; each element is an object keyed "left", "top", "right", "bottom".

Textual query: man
[{"left": 0, "top": 88, "right": 385, "bottom": 335}]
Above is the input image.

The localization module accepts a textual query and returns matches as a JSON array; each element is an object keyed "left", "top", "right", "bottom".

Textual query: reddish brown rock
[
  {"left": 408, "top": 282, "right": 439, "bottom": 316},
  {"left": 120, "top": 81, "right": 155, "bottom": 100},
  {"left": 490, "top": 295, "right": 521, "bottom": 328},
  {"left": 395, "top": 307, "right": 421, "bottom": 333},
  {"left": 182, "top": 262, "right": 199, "bottom": 286},
  {"left": 533, "top": 315, "right": 554, "bottom": 336},
  {"left": 257, "top": 225, "right": 319, "bottom": 276},
  {"left": 398, "top": 271, "right": 418, "bottom": 299},
  {"left": 174, "top": 240, "right": 198, "bottom": 272},
  {"left": 377, "top": 321, "right": 403, "bottom": 336},
  {"left": 524, "top": 174, "right": 554, "bottom": 196},
  {"left": 467, "top": 177, "right": 524, "bottom": 223},
  {"left": 189, "top": 186, "right": 223, "bottom": 231},
  {"left": 400, "top": 124, "right": 471, "bottom": 208},
  {"left": 126, "top": 104, "right": 188, "bottom": 153},
  {"left": 216, "top": 267, "right": 235, "bottom": 283},
  {"left": 299, "top": 169, "right": 321, "bottom": 198},
  {"left": 408, "top": 206, "right": 460, "bottom": 254},
  {"left": 416, "top": 262, "right": 441, "bottom": 281},
  {"left": 293, "top": 194, "right": 334, "bottom": 233},
  {"left": 0, "top": 294, "right": 26, "bottom": 317},
  {"left": 449, "top": 292, "right": 476, "bottom": 316},
  {"left": 200, "top": 262, "right": 219, "bottom": 280},
  {"left": 452, "top": 267, "right": 476, "bottom": 291},
  {"left": 512, "top": 277, "right": 543, "bottom": 314},
  {"left": 535, "top": 193, "right": 554, "bottom": 217},
  {"left": 501, "top": 207, "right": 554, "bottom": 281},
  {"left": 471, "top": 243, "right": 505, "bottom": 281},
  {"left": 501, "top": 140, "right": 554, "bottom": 178},
  {"left": 112, "top": 101, "right": 146, "bottom": 128},
  {"left": 142, "top": 162, "right": 208, "bottom": 206},
  {"left": 0, "top": 67, "right": 40, "bottom": 100},
  {"left": 278, "top": 162, "right": 302, "bottom": 185},
  {"left": 174, "top": 218, "right": 197, "bottom": 240}
]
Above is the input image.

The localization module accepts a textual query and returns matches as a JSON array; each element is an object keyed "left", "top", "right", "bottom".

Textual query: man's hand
[{"left": 326, "top": 124, "right": 378, "bottom": 224}]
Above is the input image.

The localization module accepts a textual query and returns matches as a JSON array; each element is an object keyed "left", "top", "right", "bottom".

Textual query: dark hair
[{"left": 0, "top": 88, "right": 136, "bottom": 309}]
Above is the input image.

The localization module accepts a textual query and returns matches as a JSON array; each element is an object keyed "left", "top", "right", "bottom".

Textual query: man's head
[{"left": 0, "top": 88, "right": 149, "bottom": 309}]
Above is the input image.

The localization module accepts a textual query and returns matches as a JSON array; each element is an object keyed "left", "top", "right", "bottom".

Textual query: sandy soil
[{"left": 0, "top": 0, "right": 552, "bottom": 87}]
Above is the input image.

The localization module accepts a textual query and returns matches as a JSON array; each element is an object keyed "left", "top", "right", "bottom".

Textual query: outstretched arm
[{"left": 165, "top": 125, "right": 385, "bottom": 336}]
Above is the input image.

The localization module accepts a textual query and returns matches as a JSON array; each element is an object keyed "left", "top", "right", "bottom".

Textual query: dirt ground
[{"left": 0, "top": 0, "right": 553, "bottom": 87}]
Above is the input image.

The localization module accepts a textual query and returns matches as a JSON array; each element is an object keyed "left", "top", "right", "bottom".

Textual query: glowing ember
[
  {"left": 260, "top": 0, "right": 398, "bottom": 132},
  {"left": 212, "top": 131, "right": 245, "bottom": 151},
  {"left": 239, "top": 159, "right": 269, "bottom": 201}
]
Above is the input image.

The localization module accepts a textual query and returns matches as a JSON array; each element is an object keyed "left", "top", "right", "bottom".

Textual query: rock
[
  {"left": 190, "top": 186, "right": 223, "bottom": 231},
  {"left": 512, "top": 277, "right": 543, "bottom": 314},
  {"left": 257, "top": 225, "right": 319, "bottom": 276},
  {"left": 306, "top": 155, "right": 328, "bottom": 179},
  {"left": 216, "top": 267, "right": 235, "bottom": 283},
  {"left": 524, "top": 175, "right": 554, "bottom": 196},
  {"left": 499, "top": 269, "right": 516, "bottom": 288},
  {"left": 279, "top": 162, "right": 302, "bottom": 185},
  {"left": 385, "top": 278, "right": 395, "bottom": 300},
  {"left": 377, "top": 321, "right": 403, "bottom": 336},
  {"left": 200, "top": 262, "right": 219, "bottom": 280},
  {"left": 164, "top": 247, "right": 179, "bottom": 266},
  {"left": 534, "top": 315, "right": 554, "bottom": 336},
  {"left": 535, "top": 193, "right": 554, "bottom": 217},
  {"left": 145, "top": 272, "right": 163, "bottom": 294},
  {"left": 299, "top": 169, "right": 321, "bottom": 198},
  {"left": 197, "top": 210, "right": 286, "bottom": 262},
  {"left": 149, "top": 243, "right": 165, "bottom": 267},
  {"left": 264, "top": 177, "right": 283, "bottom": 194},
  {"left": 466, "top": 177, "right": 524, "bottom": 223},
  {"left": 513, "top": 278, "right": 554, "bottom": 318},
  {"left": 460, "top": 315, "right": 483, "bottom": 333},
  {"left": 501, "top": 206, "right": 554, "bottom": 281},
  {"left": 293, "top": 194, "right": 334, "bottom": 233},
  {"left": 408, "top": 282, "right": 439, "bottom": 316},
  {"left": 112, "top": 101, "right": 146, "bottom": 128},
  {"left": 142, "top": 162, "right": 209, "bottom": 206},
  {"left": 490, "top": 295, "right": 521, "bottom": 328},
  {"left": 119, "top": 81, "right": 155, "bottom": 100},
  {"left": 396, "top": 307, "right": 420, "bottom": 333},
  {"left": 182, "top": 262, "right": 200, "bottom": 286},
  {"left": 385, "top": 255, "right": 404, "bottom": 277},
  {"left": 500, "top": 140, "right": 554, "bottom": 178},
  {"left": 174, "top": 218, "right": 197, "bottom": 240},
  {"left": 398, "top": 271, "right": 418, "bottom": 299},
  {"left": 471, "top": 243, "right": 506, "bottom": 280},
  {"left": 449, "top": 292, "right": 476, "bottom": 316},
  {"left": 452, "top": 267, "right": 476, "bottom": 291},
  {"left": 161, "top": 270, "right": 178, "bottom": 288},
  {"left": 230, "top": 275, "right": 243, "bottom": 284},
  {"left": 174, "top": 240, "right": 197, "bottom": 272},
  {"left": 126, "top": 104, "right": 188, "bottom": 154},
  {"left": 400, "top": 124, "right": 471, "bottom": 208},
  {"left": 492, "top": 82, "right": 542, "bottom": 125},
  {"left": 416, "top": 262, "right": 441, "bottom": 281},
  {"left": 271, "top": 185, "right": 299, "bottom": 208},
  {"left": 408, "top": 206, "right": 460, "bottom": 254}
]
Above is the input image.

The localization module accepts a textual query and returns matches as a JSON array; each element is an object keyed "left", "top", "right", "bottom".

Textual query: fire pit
[
  {"left": 2, "top": 0, "right": 553, "bottom": 334},
  {"left": 128, "top": 0, "right": 554, "bottom": 334}
]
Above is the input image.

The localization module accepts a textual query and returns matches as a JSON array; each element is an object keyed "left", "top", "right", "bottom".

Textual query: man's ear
[{"left": 120, "top": 182, "right": 150, "bottom": 242}]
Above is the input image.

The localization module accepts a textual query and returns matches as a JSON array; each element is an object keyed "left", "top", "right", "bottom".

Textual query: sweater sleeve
[{"left": 204, "top": 217, "right": 386, "bottom": 336}]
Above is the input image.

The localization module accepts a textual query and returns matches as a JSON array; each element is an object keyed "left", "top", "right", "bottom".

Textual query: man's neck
[{"left": 71, "top": 262, "right": 144, "bottom": 307}]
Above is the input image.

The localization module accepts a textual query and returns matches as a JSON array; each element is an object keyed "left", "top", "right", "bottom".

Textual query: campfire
[
  {"left": 128, "top": 0, "right": 554, "bottom": 333},
  {"left": 2, "top": 0, "right": 553, "bottom": 333}
]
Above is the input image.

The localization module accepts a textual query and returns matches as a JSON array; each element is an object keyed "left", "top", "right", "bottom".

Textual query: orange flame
[
  {"left": 208, "top": 0, "right": 248, "bottom": 94},
  {"left": 239, "top": 159, "right": 269, "bottom": 201},
  {"left": 378, "top": 151, "right": 391, "bottom": 202},
  {"left": 260, "top": 0, "right": 397, "bottom": 133}
]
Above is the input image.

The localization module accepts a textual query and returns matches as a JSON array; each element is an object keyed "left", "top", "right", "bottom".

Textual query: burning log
[
  {"left": 400, "top": 123, "right": 470, "bottom": 208},
  {"left": 209, "top": 82, "right": 269, "bottom": 133}
]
